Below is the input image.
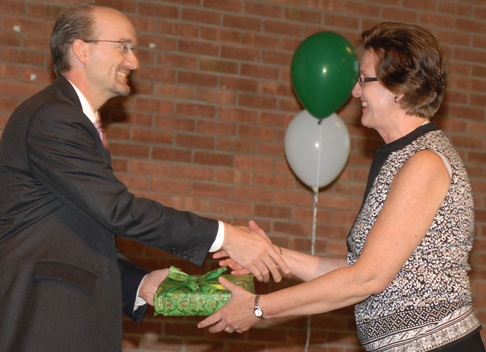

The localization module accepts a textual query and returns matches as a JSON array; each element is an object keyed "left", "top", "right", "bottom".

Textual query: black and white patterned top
[{"left": 347, "top": 123, "right": 481, "bottom": 352}]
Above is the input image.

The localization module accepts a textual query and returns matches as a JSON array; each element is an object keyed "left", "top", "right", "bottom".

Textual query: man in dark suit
[{"left": 0, "top": 3, "right": 288, "bottom": 351}]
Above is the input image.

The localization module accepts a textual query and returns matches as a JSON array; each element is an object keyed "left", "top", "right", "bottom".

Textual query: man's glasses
[
  {"left": 357, "top": 76, "right": 378, "bottom": 87},
  {"left": 83, "top": 40, "right": 135, "bottom": 55}
]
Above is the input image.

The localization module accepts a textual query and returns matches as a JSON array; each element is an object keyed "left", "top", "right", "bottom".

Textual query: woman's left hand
[{"left": 197, "top": 276, "right": 260, "bottom": 333}]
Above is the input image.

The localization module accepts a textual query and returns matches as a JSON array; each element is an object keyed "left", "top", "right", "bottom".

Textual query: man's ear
[{"left": 72, "top": 39, "right": 88, "bottom": 65}]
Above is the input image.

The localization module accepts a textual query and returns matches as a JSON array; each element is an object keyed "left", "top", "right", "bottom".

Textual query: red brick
[
  {"left": 263, "top": 20, "right": 302, "bottom": 36},
  {"left": 132, "top": 129, "right": 173, "bottom": 145},
  {"left": 179, "top": 38, "right": 219, "bottom": 57},
  {"left": 219, "top": 107, "right": 258, "bottom": 123},
  {"left": 150, "top": 178, "right": 191, "bottom": 195},
  {"left": 193, "top": 151, "right": 234, "bottom": 167},
  {"left": 420, "top": 13, "right": 455, "bottom": 28},
  {"left": 169, "top": 196, "right": 213, "bottom": 213},
  {"left": 111, "top": 159, "right": 128, "bottom": 173},
  {"left": 0, "top": 31, "right": 21, "bottom": 47},
  {"left": 176, "top": 133, "right": 215, "bottom": 149},
  {"left": 3, "top": 15, "right": 48, "bottom": 34},
  {"left": 20, "top": 67, "right": 55, "bottom": 84},
  {"left": 254, "top": 173, "right": 294, "bottom": 188},
  {"left": 0, "top": 97, "right": 21, "bottom": 113},
  {"left": 154, "top": 83, "right": 196, "bottom": 100},
  {"left": 260, "top": 81, "right": 293, "bottom": 97},
  {"left": 137, "top": 33, "right": 177, "bottom": 51},
  {"left": 240, "top": 63, "right": 279, "bottom": 80},
  {"left": 204, "top": 0, "right": 242, "bottom": 12},
  {"left": 0, "top": 81, "right": 45, "bottom": 98},
  {"left": 450, "top": 106, "right": 484, "bottom": 121},
  {"left": 0, "top": 0, "right": 26, "bottom": 15},
  {"left": 155, "top": 115, "right": 195, "bottom": 131},
  {"left": 238, "top": 124, "right": 278, "bottom": 141},
  {"left": 274, "top": 221, "right": 310, "bottom": 236},
  {"left": 108, "top": 143, "right": 149, "bottom": 158},
  {"left": 0, "top": 63, "right": 20, "bottom": 79},
  {"left": 200, "top": 58, "right": 238, "bottom": 75},
  {"left": 221, "top": 44, "right": 260, "bottom": 62},
  {"left": 177, "top": 102, "right": 217, "bottom": 118},
  {"left": 192, "top": 182, "right": 233, "bottom": 199},
  {"left": 133, "top": 97, "right": 174, "bottom": 114},
  {"left": 156, "top": 53, "right": 198, "bottom": 69},
  {"left": 213, "top": 169, "right": 253, "bottom": 185},
  {"left": 439, "top": 1, "right": 473, "bottom": 17},
  {"left": 129, "top": 16, "right": 158, "bottom": 33},
  {"left": 403, "top": 0, "right": 437, "bottom": 11},
  {"left": 212, "top": 200, "right": 252, "bottom": 216},
  {"left": 137, "top": 66, "right": 176, "bottom": 82},
  {"left": 344, "top": 1, "right": 380, "bottom": 17},
  {"left": 304, "top": 0, "right": 342, "bottom": 11},
  {"left": 160, "top": 21, "right": 199, "bottom": 38},
  {"left": 95, "top": 0, "right": 136, "bottom": 13},
  {"left": 238, "top": 93, "right": 277, "bottom": 110},
  {"left": 324, "top": 13, "right": 359, "bottom": 30},
  {"left": 152, "top": 147, "right": 191, "bottom": 163},
  {"left": 1, "top": 48, "right": 45, "bottom": 66},
  {"left": 261, "top": 50, "right": 293, "bottom": 66},
  {"left": 197, "top": 88, "right": 237, "bottom": 105},
  {"left": 201, "top": 26, "right": 241, "bottom": 43},
  {"left": 223, "top": 14, "right": 261, "bottom": 31},
  {"left": 104, "top": 126, "right": 130, "bottom": 141},
  {"left": 456, "top": 18, "right": 486, "bottom": 34},
  {"left": 260, "top": 111, "right": 294, "bottom": 127},
  {"left": 234, "top": 186, "right": 272, "bottom": 202},
  {"left": 284, "top": 7, "right": 322, "bottom": 23},
  {"left": 177, "top": 71, "right": 219, "bottom": 88},
  {"left": 181, "top": 8, "right": 221, "bottom": 25},
  {"left": 220, "top": 76, "right": 258, "bottom": 93},
  {"left": 117, "top": 174, "right": 148, "bottom": 191},
  {"left": 197, "top": 120, "right": 236, "bottom": 136},
  {"left": 111, "top": 112, "right": 153, "bottom": 127},
  {"left": 172, "top": 164, "right": 213, "bottom": 180},
  {"left": 292, "top": 207, "right": 332, "bottom": 223},
  {"left": 242, "top": 33, "right": 281, "bottom": 49},
  {"left": 454, "top": 47, "right": 486, "bottom": 63},
  {"left": 234, "top": 155, "right": 274, "bottom": 172},
  {"left": 138, "top": 2, "right": 179, "bottom": 18},
  {"left": 382, "top": 7, "right": 419, "bottom": 22},
  {"left": 245, "top": 2, "right": 283, "bottom": 18}
]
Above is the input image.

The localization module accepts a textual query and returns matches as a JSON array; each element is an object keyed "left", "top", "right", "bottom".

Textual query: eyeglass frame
[
  {"left": 83, "top": 40, "right": 135, "bottom": 55},
  {"left": 357, "top": 76, "right": 378, "bottom": 87}
]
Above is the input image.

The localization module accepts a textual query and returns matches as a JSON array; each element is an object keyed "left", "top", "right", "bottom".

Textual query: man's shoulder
[{"left": 11, "top": 78, "right": 79, "bottom": 119}]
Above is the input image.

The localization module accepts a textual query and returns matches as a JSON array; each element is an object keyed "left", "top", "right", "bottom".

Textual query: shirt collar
[{"left": 66, "top": 79, "right": 100, "bottom": 123}]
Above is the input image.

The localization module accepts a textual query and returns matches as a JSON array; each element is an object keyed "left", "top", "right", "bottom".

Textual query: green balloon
[{"left": 291, "top": 32, "right": 359, "bottom": 118}]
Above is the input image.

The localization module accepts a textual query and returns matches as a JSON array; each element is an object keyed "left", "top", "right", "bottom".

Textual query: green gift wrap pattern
[{"left": 154, "top": 266, "right": 255, "bottom": 316}]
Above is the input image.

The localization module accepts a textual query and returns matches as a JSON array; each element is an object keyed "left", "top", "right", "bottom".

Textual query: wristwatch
[{"left": 253, "top": 295, "right": 264, "bottom": 319}]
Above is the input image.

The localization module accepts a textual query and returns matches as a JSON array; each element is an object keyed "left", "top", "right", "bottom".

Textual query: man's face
[{"left": 85, "top": 8, "right": 139, "bottom": 101}]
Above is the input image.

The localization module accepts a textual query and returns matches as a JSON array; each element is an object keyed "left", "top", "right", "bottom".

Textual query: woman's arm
[{"left": 199, "top": 150, "right": 451, "bottom": 332}]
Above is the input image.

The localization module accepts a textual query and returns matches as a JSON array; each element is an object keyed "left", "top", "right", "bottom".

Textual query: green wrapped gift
[{"left": 154, "top": 266, "right": 254, "bottom": 316}]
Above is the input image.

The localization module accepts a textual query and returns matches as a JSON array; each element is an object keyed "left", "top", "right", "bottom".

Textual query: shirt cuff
[
  {"left": 134, "top": 274, "right": 148, "bottom": 311},
  {"left": 209, "top": 220, "right": 225, "bottom": 252}
]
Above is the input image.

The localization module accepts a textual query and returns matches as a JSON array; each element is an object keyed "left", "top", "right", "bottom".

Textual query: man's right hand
[{"left": 217, "top": 220, "right": 289, "bottom": 282}]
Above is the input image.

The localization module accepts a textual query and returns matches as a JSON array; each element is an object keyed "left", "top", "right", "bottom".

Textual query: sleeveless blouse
[{"left": 347, "top": 123, "right": 480, "bottom": 352}]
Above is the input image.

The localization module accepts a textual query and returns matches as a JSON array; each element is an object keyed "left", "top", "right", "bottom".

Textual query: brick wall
[{"left": 1, "top": 0, "right": 486, "bottom": 351}]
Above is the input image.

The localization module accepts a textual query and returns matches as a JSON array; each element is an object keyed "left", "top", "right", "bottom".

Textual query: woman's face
[{"left": 351, "top": 50, "right": 398, "bottom": 134}]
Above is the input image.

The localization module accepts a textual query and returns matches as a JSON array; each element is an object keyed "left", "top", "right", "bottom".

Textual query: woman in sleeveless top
[{"left": 199, "top": 22, "right": 485, "bottom": 352}]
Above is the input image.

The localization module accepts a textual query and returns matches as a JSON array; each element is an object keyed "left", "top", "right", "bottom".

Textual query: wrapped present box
[{"left": 154, "top": 266, "right": 255, "bottom": 316}]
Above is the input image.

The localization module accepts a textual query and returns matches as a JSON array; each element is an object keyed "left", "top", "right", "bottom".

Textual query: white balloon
[{"left": 284, "top": 110, "right": 350, "bottom": 189}]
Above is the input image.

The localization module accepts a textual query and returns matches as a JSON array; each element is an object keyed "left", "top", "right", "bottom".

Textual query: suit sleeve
[{"left": 26, "top": 100, "right": 218, "bottom": 266}]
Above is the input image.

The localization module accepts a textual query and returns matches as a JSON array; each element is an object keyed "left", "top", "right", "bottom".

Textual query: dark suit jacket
[{"left": 0, "top": 75, "right": 218, "bottom": 351}]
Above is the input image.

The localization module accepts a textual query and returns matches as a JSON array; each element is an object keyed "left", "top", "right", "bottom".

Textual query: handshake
[{"left": 138, "top": 220, "right": 289, "bottom": 306}]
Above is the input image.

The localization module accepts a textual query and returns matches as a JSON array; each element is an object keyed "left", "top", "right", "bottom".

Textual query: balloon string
[{"left": 305, "top": 122, "right": 322, "bottom": 351}]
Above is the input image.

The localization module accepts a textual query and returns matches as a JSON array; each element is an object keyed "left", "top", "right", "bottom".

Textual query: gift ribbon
[{"left": 163, "top": 266, "right": 227, "bottom": 296}]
